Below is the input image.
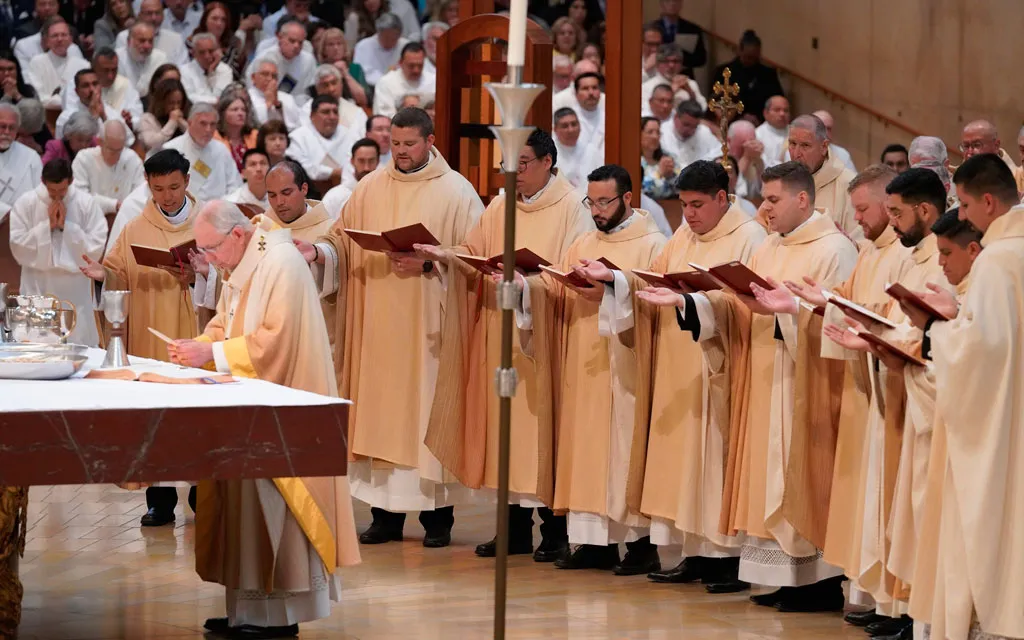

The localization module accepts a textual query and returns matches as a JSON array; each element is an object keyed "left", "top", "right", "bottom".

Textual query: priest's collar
[
  {"left": 604, "top": 210, "right": 636, "bottom": 235},
  {"left": 519, "top": 172, "right": 556, "bottom": 204},
  {"left": 780, "top": 210, "right": 815, "bottom": 237},
  {"left": 160, "top": 198, "right": 190, "bottom": 224},
  {"left": 397, "top": 155, "right": 430, "bottom": 174}
]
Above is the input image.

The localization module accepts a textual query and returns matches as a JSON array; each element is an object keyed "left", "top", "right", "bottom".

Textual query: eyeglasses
[
  {"left": 958, "top": 140, "right": 990, "bottom": 153},
  {"left": 500, "top": 156, "right": 538, "bottom": 173},
  {"left": 582, "top": 194, "right": 623, "bottom": 210},
  {"left": 887, "top": 202, "right": 919, "bottom": 222}
]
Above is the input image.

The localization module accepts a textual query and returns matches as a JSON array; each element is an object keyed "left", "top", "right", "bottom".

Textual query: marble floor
[{"left": 16, "top": 484, "right": 868, "bottom": 640}]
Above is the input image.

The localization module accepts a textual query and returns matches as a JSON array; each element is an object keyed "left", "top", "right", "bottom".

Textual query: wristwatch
[{"left": 422, "top": 260, "right": 434, "bottom": 274}]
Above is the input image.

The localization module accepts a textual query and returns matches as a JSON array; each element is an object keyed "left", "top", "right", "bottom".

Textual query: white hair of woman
[
  {"left": 314, "top": 63, "right": 342, "bottom": 83},
  {"left": 909, "top": 135, "right": 952, "bottom": 187},
  {"left": 64, "top": 111, "right": 100, "bottom": 139},
  {"left": 197, "top": 200, "right": 254, "bottom": 235},
  {"left": 421, "top": 21, "right": 449, "bottom": 42}
]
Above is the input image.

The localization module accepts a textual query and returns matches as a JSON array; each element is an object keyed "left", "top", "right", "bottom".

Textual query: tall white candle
[{"left": 507, "top": 0, "right": 527, "bottom": 67}]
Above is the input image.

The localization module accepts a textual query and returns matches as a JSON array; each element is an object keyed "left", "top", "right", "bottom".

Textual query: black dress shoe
[
  {"left": 358, "top": 522, "right": 403, "bottom": 544},
  {"left": 872, "top": 623, "right": 913, "bottom": 640},
  {"left": 474, "top": 537, "right": 534, "bottom": 557},
  {"left": 204, "top": 617, "right": 229, "bottom": 632},
  {"left": 750, "top": 587, "right": 791, "bottom": 607},
  {"left": 140, "top": 507, "right": 174, "bottom": 527},
  {"left": 865, "top": 615, "right": 912, "bottom": 637},
  {"left": 532, "top": 538, "right": 568, "bottom": 563},
  {"left": 224, "top": 624, "right": 299, "bottom": 639},
  {"left": 704, "top": 579, "right": 750, "bottom": 593},
  {"left": 613, "top": 547, "right": 660, "bottom": 576},
  {"left": 422, "top": 529, "right": 451, "bottom": 548},
  {"left": 647, "top": 558, "right": 704, "bottom": 583},
  {"left": 553, "top": 544, "right": 620, "bottom": 570},
  {"left": 773, "top": 578, "right": 845, "bottom": 613},
  {"left": 845, "top": 611, "right": 888, "bottom": 627}
]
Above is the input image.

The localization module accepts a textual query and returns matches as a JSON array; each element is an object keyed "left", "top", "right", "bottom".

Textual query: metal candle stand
[{"left": 483, "top": 66, "right": 544, "bottom": 640}]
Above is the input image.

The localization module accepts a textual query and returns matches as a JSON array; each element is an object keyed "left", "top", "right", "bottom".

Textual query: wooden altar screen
[{"left": 434, "top": 15, "right": 553, "bottom": 203}]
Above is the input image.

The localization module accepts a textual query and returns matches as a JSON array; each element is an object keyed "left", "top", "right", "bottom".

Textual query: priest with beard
[
  {"left": 512, "top": 165, "right": 667, "bottom": 573},
  {"left": 416, "top": 129, "right": 593, "bottom": 562},
  {"left": 295, "top": 108, "right": 483, "bottom": 548}
]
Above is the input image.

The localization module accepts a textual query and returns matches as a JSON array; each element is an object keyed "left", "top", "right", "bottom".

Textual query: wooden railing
[{"left": 702, "top": 28, "right": 962, "bottom": 160}]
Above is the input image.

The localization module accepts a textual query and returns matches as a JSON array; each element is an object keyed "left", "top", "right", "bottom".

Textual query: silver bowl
[{"left": 0, "top": 353, "right": 90, "bottom": 380}]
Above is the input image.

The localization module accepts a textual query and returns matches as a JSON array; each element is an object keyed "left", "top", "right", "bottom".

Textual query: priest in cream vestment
[
  {"left": 788, "top": 115, "right": 859, "bottom": 242},
  {"left": 519, "top": 165, "right": 666, "bottom": 573},
  {"left": 785, "top": 165, "right": 912, "bottom": 621},
  {"left": 898, "top": 156, "right": 1024, "bottom": 640},
  {"left": 607, "top": 161, "right": 766, "bottom": 590},
  {"left": 420, "top": 129, "right": 593, "bottom": 561},
  {"left": 300, "top": 108, "right": 483, "bottom": 547},
  {"left": 263, "top": 160, "right": 336, "bottom": 346},
  {"left": 668, "top": 162, "right": 859, "bottom": 612},
  {"left": 168, "top": 202, "right": 360, "bottom": 638}
]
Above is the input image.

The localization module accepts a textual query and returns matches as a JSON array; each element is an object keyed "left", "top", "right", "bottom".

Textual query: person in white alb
[
  {"left": 552, "top": 106, "right": 598, "bottom": 190},
  {"left": 162, "top": 0, "right": 202, "bottom": 38},
  {"left": 179, "top": 32, "right": 234, "bottom": 106},
  {"left": 61, "top": 47, "right": 142, "bottom": 130},
  {"left": 552, "top": 55, "right": 573, "bottom": 93},
  {"left": 352, "top": 13, "right": 408, "bottom": 87},
  {"left": 756, "top": 95, "right": 790, "bottom": 168},
  {"left": 226, "top": 147, "right": 270, "bottom": 209},
  {"left": 26, "top": 18, "right": 90, "bottom": 108},
  {"left": 56, "top": 68, "right": 135, "bottom": 145},
  {"left": 641, "top": 44, "right": 707, "bottom": 113},
  {"left": 259, "top": 0, "right": 321, "bottom": 49},
  {"left": 117, "top": 22, "right": 168, "bottom": 97},
  {"left": 249, "top": 18, "right": 317, "bottom": 104},
  {"left": 247, "top": 58, "right": 302, "bottom": 130},
  {"left": 163, "top": 102, "right": 243, "bottom": 201},
  {"left": 115, "top": 0, "right": 188, "bottom": 66},
  {"left": 420, "top": 21, "right": 448, "bottom": 77},
  {"left": 338, "top": 114, "right": 392, "bottom": 190},
  {"left": 552, "top": 59, "right": 607, "bottom": 115},
  {"left": 644, "top": 83, "right": 674, "bottom": 126},
  {"left": 8, "top": 158, "right": 108, "bottom": 346},
  {"left": 300, "top": 65, "right": 367, "bottom": 135},
  {"left": 0, "top": 104, "right": 43, "bottom": 223},
  {"left": 288, "top": 95, "right": 358, "bottom": 184},
  {"left": 372, "top": 41, "right": 435, "bottom": 119},
  {"left": 659, "top": 99, "right": 720, "bottom": 168},
  {"left": 13, "top": 10, "right": 85, "bottom": 73},
  {"left": 321, "top": 137, "right": 380, "bottom": 217},
  {"left": 72, "top": 120, "right": 145, "bottom": 215},
  {"left": 571, "top": 72, "right": 605, "bottom": 165}
]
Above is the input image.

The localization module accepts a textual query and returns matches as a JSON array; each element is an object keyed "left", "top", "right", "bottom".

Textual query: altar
[{"left": 0, "top": 348, "right": 351, "bottom": 635}]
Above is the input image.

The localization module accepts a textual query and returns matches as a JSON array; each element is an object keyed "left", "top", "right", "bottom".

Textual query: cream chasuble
[
  {"left": 820, "top": 226, "right": 913, "bottom": 580},
  {"left": 316, "top": 148, "right": 483, "bottom": 512},
  {"left": 813, "top": 152, "right": 860, "bottom": 242},
  {"left": 628, "top": 204, "right": 766, "bottom": 557},
  {"left": 426, "top": 172, "right": 594, "bottom": 506},
  {"left": 699, "top": 211, "right": 858, "bottom": 586},
  {"left": 101, "top": 194, "right": 203, "bottom": 360},
  {"left": 8, "top": 184, "right": 109, "bottom": 346},
  {"left": 194, "top": 216, "right": 360, "bottom": 628},
  {"left": 909, "top": 207, "right": 1024, "bottom": 640},
  {"left": 263, "top": 201, "right": 336, "bottom": 348},
  {"left": 542, "top": 211, "right": 666, "bottom": 544}
]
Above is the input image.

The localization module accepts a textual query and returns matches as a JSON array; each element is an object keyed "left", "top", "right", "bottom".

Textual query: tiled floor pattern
[{"left": 16, "top": 485, "right": 867, "bottom": 639}]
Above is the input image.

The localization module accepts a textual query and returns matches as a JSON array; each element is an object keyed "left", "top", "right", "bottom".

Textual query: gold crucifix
[{"left": 709, "top": 67, "right": 744, "bottom": 171}]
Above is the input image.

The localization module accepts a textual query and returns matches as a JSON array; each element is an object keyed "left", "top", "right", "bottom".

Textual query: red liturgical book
[
  {"left": 344, "top": 223, "right": 440, "bottom": 253},
  {"left": 885, "top": 282, "right": 952, "bottom": 320},
  {"left": 131, "top": 239, "right": 197, "bottom": 269},
  {"left": 854, "top": 329, "right": 927, "bottom": 367},
  {"left": 540, "top": 265, "right": 594, "bottom": 289},
  {"left": 701, "top": 261, "right": 772, "bottom": 294},
  {"left": 632, "top": 269, "right": 684, "bottom": 290},
  {"left": 457, "top": 248, "right": 552, "bottom": 275},
  {"left": 822, "top": 290, "right": 898, "bottom": 329}
]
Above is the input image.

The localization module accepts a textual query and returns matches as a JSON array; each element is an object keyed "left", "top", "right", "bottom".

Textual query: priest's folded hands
[
  {"left": 385, "top": 251, "right": 427, "bottom": 277},
  {"left": 167, "top": 339, "right": 214, "bottom": 368}
]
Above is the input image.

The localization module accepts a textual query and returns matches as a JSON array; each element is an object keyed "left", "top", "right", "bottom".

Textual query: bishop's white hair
[
  {"left": 790, "top": 114, "right": 828, "bottom": 142},
  {"left": 197, "top": 200, "right": 254, "bottom": 235}
]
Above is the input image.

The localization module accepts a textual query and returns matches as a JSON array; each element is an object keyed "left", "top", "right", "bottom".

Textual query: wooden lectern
[{"left": 434, "top": 14, "right": 552, "bottom": 203}]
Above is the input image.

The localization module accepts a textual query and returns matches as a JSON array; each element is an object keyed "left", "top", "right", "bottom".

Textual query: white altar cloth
[{"left": 0, "top": 348, "right": 349, "bottom": 413}]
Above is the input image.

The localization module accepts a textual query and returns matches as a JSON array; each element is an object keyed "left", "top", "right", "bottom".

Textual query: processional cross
[{"left": 709, "top": 67, "right": 744, "bottom": 171}]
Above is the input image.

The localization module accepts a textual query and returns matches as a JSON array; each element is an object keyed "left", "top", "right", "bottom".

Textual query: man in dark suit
[
  {"left": 654, "top": 0, "right": 706, "bottom": 77},
  {"left": 710, "top": 30, "right": 784, "bottom": 124}
]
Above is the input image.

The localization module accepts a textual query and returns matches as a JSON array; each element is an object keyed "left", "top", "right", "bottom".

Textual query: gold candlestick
[{"left": 709, "top": 67, "right": 744, "bottom": 171}]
